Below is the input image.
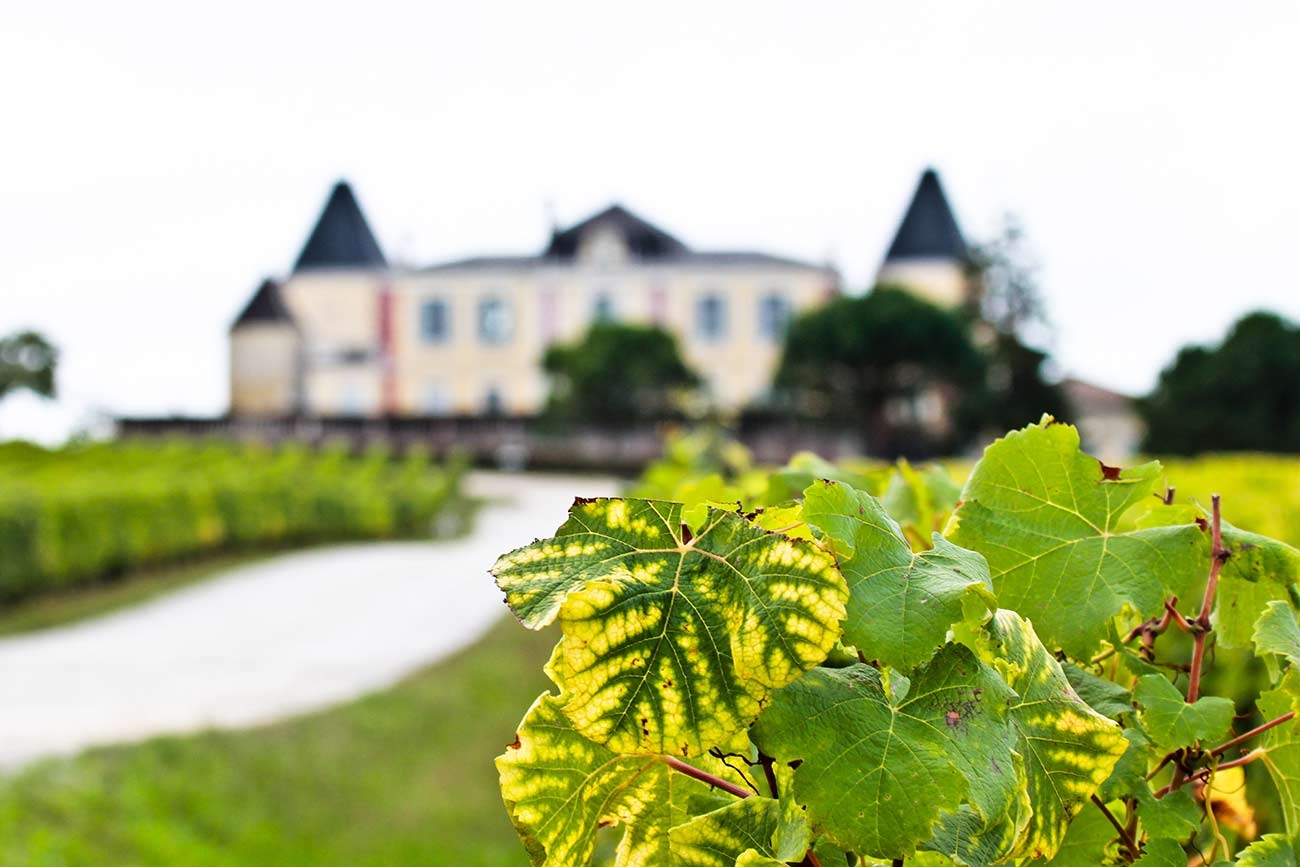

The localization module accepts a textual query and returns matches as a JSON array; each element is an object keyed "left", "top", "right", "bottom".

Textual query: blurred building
[{"left": 229, "top": 170, "right": 976, "bottom": 419}]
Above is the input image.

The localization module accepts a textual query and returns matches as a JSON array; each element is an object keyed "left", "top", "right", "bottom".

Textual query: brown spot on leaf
[
  {"left": 789, "top": 760, "right": 803, "bottom": 770},
  {"left": 573, "top": 496, "right": 598, "bottom": 506},
  {"left": 1195, "top": 517, "right": 1209, "bottom": 531},
  {"left": 945, "top": 710, "right": 962, "bottom": 727},
  {"left": 681, "top": 524, "right": 693, "bottom": 544},
  {"left": 1099, "top": 461, "right": 1122, "bottom": 481},
  {"left": 507, "top": 735, "right": 521, "bottom": 750},
  {"left": 598, "top": 818, "right": 615, "bottom": 828}
]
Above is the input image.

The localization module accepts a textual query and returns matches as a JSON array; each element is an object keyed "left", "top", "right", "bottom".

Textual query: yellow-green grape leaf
[
  {"left": 947, "top": 419, "right": 1205, "bottom": 659},
  {"left": 497, "top": 693, "right": 711, "bottom": 867},
  {"left": 803, "top": 480, "right": 994, "bottom": 671},
  {"left": 1254, "top": 600, "right": 1300, "bottom": 669},
  {"left": 751, "top": 643, "right": 1017, "bottom": 861},
  {"left": 979, "top": 610, "right": 1128, "bottom": 860},
  {"left": 1039, "top": 800, "right": 1120, "bottom": 867},
  {"left": 881, "top": 459, "right": 963, "bottom": 548},
  {"left": 1132, "top": 674, "right": 1234, "bottom": 749},
  {"left": 749, "top": 501, "right": 815, "bottom": 542},
  {"left": 1235, "top": 834, "right": 1299, "bottom": 867},
  {"left": 493, "top": 498, "right": 848, "bottom": 756},
  {"left": 1258, "top": 669, "right": 1300, "bottom": 839},
  {"left": 669, "top": 795, "right": 808, "bottom": 867}
]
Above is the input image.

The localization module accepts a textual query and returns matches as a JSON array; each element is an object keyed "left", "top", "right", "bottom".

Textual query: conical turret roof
[
  {"left": 883, "top": 168, "right": 968, "bottom": 262},
  {"left": 231, "top": 278, "right": 294, "bottom": 330},
  {"left": 291, "top": 180, "right": 387, "bottom": 272}
]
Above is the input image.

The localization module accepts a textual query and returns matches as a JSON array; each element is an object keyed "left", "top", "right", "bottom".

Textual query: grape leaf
[
  {"left": 1254, "top": 600, "right": 1300, "bottom": 669},
  {"left": 1235, "top": 834, "right": 1299, "bottom": 867},
  {"left": 493, "top": 499, "right": 848, "bottom": 755},
  {"left": 803, "top": 480, "right": 995, "bottom": 671},
  {"left": 497, "top": 693, "right": 712, "bottom": 866},
  {"left": 668, "top": 791, "right": 813, "bottom": 867},
  {"left": 1133, "top": 838, "right": 1185, "bottom": 866},
  {"left": 947, "top": 420, "right": 1205, "bottom": 659},
  {"left": 978, "top": 610, "right": 1128, "bottom": 860},
  {"left": 751, "top": 643, "right": 1016, "bottom": 860},
  {"left": 1039, "top": 800, "right": 1118, "bottom": 867},
  {"left": 1062, "top": 663, "right": 1135, "bottom": 721},
  {"left": 1257, "top": 669, "right": 1300, "bottom": 840},
  {"left": 1133, "top": 674, "right": 1235, "bottom": 749}
]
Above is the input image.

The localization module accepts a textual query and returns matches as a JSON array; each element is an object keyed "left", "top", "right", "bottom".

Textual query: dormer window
[{"left": 578, "top": 226, "right": 629, "bottom": 266}]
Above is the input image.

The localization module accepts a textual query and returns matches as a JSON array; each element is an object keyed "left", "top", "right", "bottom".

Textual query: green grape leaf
[
  {"left": 1133, "top": 674, "right": 1234, "bottom": 749},
  {"left": 749, "top": 501, "right": 815, "bottom": 541},
  {"left": 1135, "top": 786, "right": 1200, "bottom": 839},
  {"left": 979, "top": 610, "right": 1128, "bottom": 860},
  {"left": 497, "top": 693, "right": 711, "bottom": 866},
  {"left": 1257, "top": 669, "right": 1300, "bottom": 840},
  {"left": 1235, "top": 834, "right": 1299, "bottom": 867},
  {"left": 1220, "top": 523, "right": 1300, "bottom": 586},
  {"left": 751, "top": 643, "right": 1017, "bottom": 861},
  {"left": 493, "top": 499, "right": 848, "bottom": 755},
  {"left": 1133, "top": 838, "right": 1186, "bottom": 867},
  {"left": 1254, "top": 600, "right": 1300, "bottom": 669},
  {"left": 1099, "top": 728, "right": 1155, "bottom": 803},
  {"left": 803, "top": 480, "right": 995, "bottom": 671},
  {"left": 1062, "top": 663, "right": 1136, "bottom": 721},
  {"left": 881, "top": 459, "right": 964, "bottom": 548},
  {"left": 947, "top": 419, "right": 1205, "bottom": 659},
  {"left": 1216, "top": 569, "right": 1296, "bottom": 650}
]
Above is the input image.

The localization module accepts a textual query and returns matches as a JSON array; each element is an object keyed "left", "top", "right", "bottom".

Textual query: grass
[
  {"left": 0, "top": 551, "right": 277, "bottom": 637},
  {"left": 0, "top": 615, "right": 553, "bottom": 866}
]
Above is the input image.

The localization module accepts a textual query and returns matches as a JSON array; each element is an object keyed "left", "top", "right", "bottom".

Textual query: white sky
[{"left": 2, "top": 1, "right": 1298, "bottom": 441}]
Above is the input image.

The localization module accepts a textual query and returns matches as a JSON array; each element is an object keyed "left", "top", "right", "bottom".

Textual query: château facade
[{"left": 229, "top": 170, "right": 971, "bottom": 419}]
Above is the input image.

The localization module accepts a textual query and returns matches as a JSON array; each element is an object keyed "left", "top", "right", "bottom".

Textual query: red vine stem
[
  {"left": 1090, "top": 795, "right": 1139, "bottom": 862},
  {"left": 1186, "top": 494, "right": 1224, "bottom": 704},
  {"left": 662, "top": 756, "right": 753, "bottom": 799},
  {"left": 1155, "top": 749, "right": 1266, "bottom": 798},
  {"left": 1210, "top": 711, "right": 1297, "bottom": 758}
]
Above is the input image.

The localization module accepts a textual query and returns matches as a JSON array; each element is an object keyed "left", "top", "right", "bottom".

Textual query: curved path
[{"left": 0, "top": 471, "right": 619, "bottom": 768}]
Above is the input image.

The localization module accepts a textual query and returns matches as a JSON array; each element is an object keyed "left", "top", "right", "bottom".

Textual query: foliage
[
  {"left": 494, "top": 418, "right": 1300, "bottom": 866},
  {"left": 0, "top": 440, "right": 463, "bottom": 602},
  {"left": 1142, "top": 311, "right": 1300, "bottom": 454},
  {"left": 773, "top": 287, "right": 986, "bottom": 458},
  {"left": 542, "top": 322, "right": 701, "bottom": 427},
  {"left": 0, "top": 330, "right": 57, "bottom": 402}
]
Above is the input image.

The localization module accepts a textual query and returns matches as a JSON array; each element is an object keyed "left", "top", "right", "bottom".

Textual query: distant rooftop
[
  {"left": 292, "top": 180, "right": 388, "bottom": 273},
  {"left": 231, "top": 278, "right": 293, "bottom": 330},
  {"left": 883, "top": 168, "right": 968, "bottom": 263}
]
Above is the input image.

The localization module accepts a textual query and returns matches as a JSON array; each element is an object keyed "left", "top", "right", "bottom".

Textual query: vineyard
[
  {"left": 493, "top": 421, "right": 1300, "bottom": 866},
  {"left": 0, "top": 440, "right": 463, "bottom": 601}
]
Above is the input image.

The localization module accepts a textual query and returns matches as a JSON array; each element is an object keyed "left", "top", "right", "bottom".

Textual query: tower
[{"left": 875, "top": 168, "right": 972, "bottom": 308}]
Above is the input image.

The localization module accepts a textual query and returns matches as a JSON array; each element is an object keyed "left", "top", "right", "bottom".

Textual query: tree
[
  {"left": 965, "top": 216, "right": 1068, "bottom": 432},
  {"left": 774, "top": 287, "right": 986, "bottom": 457},
  {"left": 0, "top": 330, "right": 58, "bottom": 403},
  {"left": 1141, "top": 310, "right": 1300, "bottom": 454},
  {"left": 542, "top": 322, "right": 700, "bottom": 427}
]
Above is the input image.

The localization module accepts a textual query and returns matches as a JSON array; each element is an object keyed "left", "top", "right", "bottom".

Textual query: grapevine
[{"left": 492, "top": 418, "right": 1300, "bottom": 865}]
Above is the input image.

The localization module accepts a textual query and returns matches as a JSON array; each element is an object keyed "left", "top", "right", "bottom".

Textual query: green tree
[
  {"left": 965, "top": 217, "right": 1068, "bottom": 432},
  {"left": 773, "top": 286, "right": 986, "bottom": 457},
  {"left": 542, "top": 322, "right": 700, "bottom": 427},
  {"left": 0, "top": 330, "right": 58, "bottom": 403},
  {"left": 1141, "top": 310, "right": 1300, "bottom": 454}
]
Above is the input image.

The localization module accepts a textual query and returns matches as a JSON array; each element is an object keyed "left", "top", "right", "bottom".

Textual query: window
[
  {"left": 592, "top": 292, "right": 616, "bottom": 323},
  {"left": 758, "top": 293, "right": 790, "bottom": 341},
  {"left": 422, "top": 381, "right": 450, "bottom": 416},
  {"left": 478, "top": 296, "right": 513, "bottom": 344},
  {"left": 419, "top": 298, "right": 450, "bottom": 343},
  {"left": 696, "top": 293, "right": 726, "bottom": 341},
  {"left": 484, "top": 385, "right": 504, "bottom": 416}
]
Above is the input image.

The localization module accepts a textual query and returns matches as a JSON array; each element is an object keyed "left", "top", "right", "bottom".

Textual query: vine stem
[
  {"left": 1186, "top": 494, "right": 1224, "bottom": 704},
  {"left": 1090, "top": 795, "right": 1139, "bottom": 863},
  {"left": 662, "top": 756, "right": 752, "bottom": 799},
  {"left": 1210, "top": 710, "right": 1296, "bottom": 758},
  {"left": 1154, "top": 749, "right": 1266, "bottom": 798}
]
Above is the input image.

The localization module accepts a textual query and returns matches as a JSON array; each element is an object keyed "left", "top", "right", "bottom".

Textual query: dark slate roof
[
  {"left": 231, "top": 278, "right": 294, "bottom": 330},
  {"left": 292, "top": 180, "right": 388, "bottom": 273},
  {"left": 422, "top": 255, "right": 538, "bottom": 272},
  {"left": 544, "top": 204, "right": 689, "bottom": 260},
  {"left": 883, "top": 168, "right": 968, "bottom": 262},
  {"left": 421, "top": 250, "right": 830, "bottom": 273}
]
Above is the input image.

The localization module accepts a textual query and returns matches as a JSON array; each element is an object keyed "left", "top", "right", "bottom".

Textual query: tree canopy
[
  {"left": 0, "top": 331, "right": 58, "bottom": 403},
  {"left": 774, "top": 287, "right": 986, "bottom": 456},
  {"left": 1141, "top": 310, "right": 1300, "bottom": 454},
  {"left": 542, "top": 322, "right": 700, "bottom": 427}
]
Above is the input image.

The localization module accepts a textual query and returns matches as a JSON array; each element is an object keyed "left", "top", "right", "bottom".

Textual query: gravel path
[{"left": 0, "top": 471, "right": 619, "bottom": 768}]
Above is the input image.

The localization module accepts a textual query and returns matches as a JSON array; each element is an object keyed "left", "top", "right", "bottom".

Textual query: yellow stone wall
[{"left": 229, "top": 324, "right": 300, "bottom": 416}]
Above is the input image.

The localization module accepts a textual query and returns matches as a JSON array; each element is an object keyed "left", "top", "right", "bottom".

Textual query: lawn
[{"left": 0, "top": 616, "right": 551, "bottom": 867}]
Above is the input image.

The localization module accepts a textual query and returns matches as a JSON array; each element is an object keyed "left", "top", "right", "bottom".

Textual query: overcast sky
[{"left": 2, "top": 1, "right": 1297, "bottom": 441}]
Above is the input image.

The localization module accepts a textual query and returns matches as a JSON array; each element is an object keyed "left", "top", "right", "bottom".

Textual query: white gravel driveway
[{"left": 0, "top": 471, "right": 619, "bottom": 768}]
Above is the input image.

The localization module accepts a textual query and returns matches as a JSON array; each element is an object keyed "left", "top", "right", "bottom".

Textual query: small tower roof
[
  {"left": 544, "top": 203, "right": 689, "bottom": 260},
  {"left": 883, "top": 168, "right": 968, "bottom": 262},
  {"left": 291, "top": 180, "right": 387, "bottom": 273},
  {"left": 231, "top": 278, "right": 293, "bottom": 330}
]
